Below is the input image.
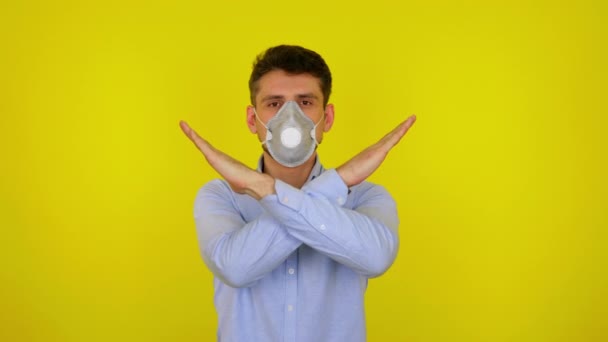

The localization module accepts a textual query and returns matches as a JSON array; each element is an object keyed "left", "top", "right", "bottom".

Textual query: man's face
[{"left": 247, "top": 69, "right": 334, "bottom": 144}]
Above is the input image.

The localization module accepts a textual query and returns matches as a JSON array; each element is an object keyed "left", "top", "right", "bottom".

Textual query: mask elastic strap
[
  {"left": 314, "top": 112, "right": 325, "bottom": 127},
  {"left": 253, "top": 107, "right": 272, "bottom": 140},
  {"left": 310, "top": 112, "right": 325, "bottom": 144}
]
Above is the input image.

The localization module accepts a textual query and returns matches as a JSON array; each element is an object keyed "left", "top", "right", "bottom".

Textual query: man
[{"left": 180, "top": 45, "right": 416, "bottom": 342}]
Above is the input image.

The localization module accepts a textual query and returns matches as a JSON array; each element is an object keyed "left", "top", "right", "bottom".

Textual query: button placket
[{"left": 283, "top": 252, "right": 298, "bottom": 341}]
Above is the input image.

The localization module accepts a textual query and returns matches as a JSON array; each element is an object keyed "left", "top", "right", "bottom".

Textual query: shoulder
[
  {"left": 193, "top": 179, "right": 235, "bottom": 208},
  {"left": 196, "top": 178, "right": 232, "bottom": 196},
  {"left": 349, "top": 179, "right": 396, "bottom": 206},
  {"left": 192, "top": 179, "right": 255, "bottom": 220},
  {"left": 193, "top": 179, "right": 240, "bottom": 219}
]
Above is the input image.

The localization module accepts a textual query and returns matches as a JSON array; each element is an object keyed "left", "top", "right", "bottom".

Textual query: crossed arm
[{"left": 182, "top": 116, "right": 416, "bottom": 287}]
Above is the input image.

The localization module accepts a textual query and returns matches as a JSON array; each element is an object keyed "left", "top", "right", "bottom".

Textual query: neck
[{"left": 262, "top": 152, "right": 317, "bottom": 189}]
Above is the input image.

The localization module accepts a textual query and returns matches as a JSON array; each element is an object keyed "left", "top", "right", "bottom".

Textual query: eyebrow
[
  {"left": 261, "top": 95, "right": 284, "bottom": 102},
  {"left": 261, "top": 93, "right": 319, "bottom": 102},
  {"left": 296, "top": 93, "right": 319, "bottom": 100}
]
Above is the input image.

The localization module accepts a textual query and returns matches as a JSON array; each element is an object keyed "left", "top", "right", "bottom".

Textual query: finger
[
  {"left": 380, "top": 115, "right": 417, "bottom": 148},
  {"left": 397, "top": 115, "right": 416, "bottom": 137},
  {"left": 179, "top": 120, "right": 214, "bottom": 155},
  {"left": 179, "top": 120, "right": 204, "bottom": 147},
  {"left": 179, "top": 120, "right": 192, "bottom": 136},
  {"left": 180, "top": 120, "right": 199, "bottom": 143}
]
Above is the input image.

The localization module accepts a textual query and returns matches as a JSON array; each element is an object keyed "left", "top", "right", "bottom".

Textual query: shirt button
[
  {"left": 287, "top": 305, "right": 293, "bottom": 311},
  {"left": 337, "top": 197, "right": 345, "bottom": 205},
  {"left": 282, "top": 196, "right": 289, "bottom": 204},
  {"left": 288, "top": 268, "right": 295, "bottom": 275},
  {"left": 320, "top": 224, "right": 326, "bottom": 230}
]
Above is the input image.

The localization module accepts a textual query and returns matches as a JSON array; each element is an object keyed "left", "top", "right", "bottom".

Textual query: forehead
[{"left": 256, "top": 70, "right": 323, "bottom": 100}]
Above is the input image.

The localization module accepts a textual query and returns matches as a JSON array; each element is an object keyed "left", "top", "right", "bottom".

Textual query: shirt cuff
[
  {"left": 259, "top": 169, "right": 349, "bottom": 218},
  {"left": 302, "top": 169, "right": 349, "bottom": 206},
  {"left": 263, "top": 179, "right": 305, "bottom": 213}
]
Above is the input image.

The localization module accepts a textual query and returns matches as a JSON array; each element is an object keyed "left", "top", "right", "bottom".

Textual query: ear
[
  {"left": 323, "top": 103, "right": 335, "bottom": 132},
  {"left": 246, "top": 105, "right": 257, "bottom": 134}
]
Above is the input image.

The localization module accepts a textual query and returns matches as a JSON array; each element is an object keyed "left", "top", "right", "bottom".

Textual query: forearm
[
  {"left": 244, "top": 173, "right": 276, "bottom": 200},
  {"left": 264, "top": 196, "right": 397, "bottom": 277},
  {"left": 261, "top": 171, "right": 400, "bottom": 277},
  {"left": 198, "top": 213, "right": 301, "bottom": 287},
  {"left": 195, "top": 180, "right": 301, "bottom": 288}
]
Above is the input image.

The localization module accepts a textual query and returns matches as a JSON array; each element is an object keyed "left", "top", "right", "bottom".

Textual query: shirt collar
[{"left": 256, "top": 154, "right": 325, "bottom": 183}]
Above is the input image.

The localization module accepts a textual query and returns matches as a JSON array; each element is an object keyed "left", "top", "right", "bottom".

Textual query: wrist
[
  {"left": 249, "top": 173, "right": 276, "bottom": 200},
  {"left": 336, "top": 165, "right": 353, "bottom": 188}
]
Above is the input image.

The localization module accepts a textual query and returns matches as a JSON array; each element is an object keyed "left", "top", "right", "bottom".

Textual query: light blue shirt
[{"left": 193, "top": 157, "right": 400, "bottom": 342}]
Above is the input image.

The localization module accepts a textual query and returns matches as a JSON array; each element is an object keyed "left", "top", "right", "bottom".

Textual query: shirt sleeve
[
  {"left": 193, "top": 179, "right": 302, "bottom": 288},
  {"left": 259, "top": 169, "right": 400, "bottom": 278}
]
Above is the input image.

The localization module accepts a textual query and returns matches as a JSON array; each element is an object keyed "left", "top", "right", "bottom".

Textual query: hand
[
  {"left": 336, "top": 115, "right": 417, "bottom": 187},
  {"left": 179, "top": 120, "right": 275, "bottom": 200}
]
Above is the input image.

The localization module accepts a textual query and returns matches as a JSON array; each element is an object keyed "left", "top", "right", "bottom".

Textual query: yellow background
[{"left": 1, "top": 0, "right": 606, "bottom": 341}]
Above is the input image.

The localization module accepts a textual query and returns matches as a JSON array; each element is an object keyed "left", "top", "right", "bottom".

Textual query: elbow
[
  {"left": 216, "top": 268, "right": 257, "bottom": 288},
  {"left": 363, "top": 258, "right": 393, "bottom": 278},
  {"left": 202, "top": 252, "right": 258, "bottom": 288},
  {"left": 362, "top": 246, "right": 398, "bottom": 278}
]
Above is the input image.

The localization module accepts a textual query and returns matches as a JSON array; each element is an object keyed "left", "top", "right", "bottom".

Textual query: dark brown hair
[{"left": 248, "top": 45, "right": 332, "bottom": 107}]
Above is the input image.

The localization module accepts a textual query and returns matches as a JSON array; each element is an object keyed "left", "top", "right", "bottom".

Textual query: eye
[
  {"left": 268, "top": 101, "right": 281, "bottom": 108},
  {"left": 301, "top": 100, "right": 313, "bottom": 106}
]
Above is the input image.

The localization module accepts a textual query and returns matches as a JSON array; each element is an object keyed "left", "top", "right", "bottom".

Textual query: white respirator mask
[{"left": 254, "top": 101, "right": 324, "bottom": 167}]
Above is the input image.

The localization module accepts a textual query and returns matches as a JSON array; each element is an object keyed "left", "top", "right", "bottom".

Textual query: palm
[
  {"left": 179, "top": 120, "right": 255, "bottom": 193},
  {"left": 337, "top": 115, "right": 416, "bottom": 187}
]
